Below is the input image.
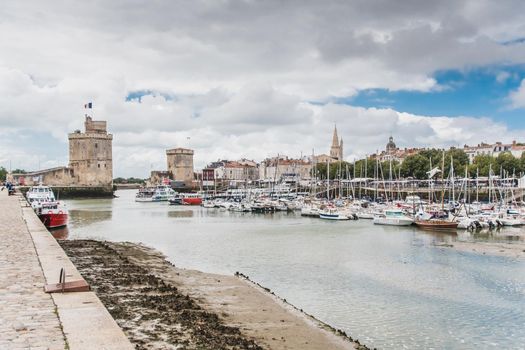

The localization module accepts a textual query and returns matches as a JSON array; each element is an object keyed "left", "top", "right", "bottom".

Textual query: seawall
[{"left": 0, "top": 190, "right": 133, "bottom": 349}]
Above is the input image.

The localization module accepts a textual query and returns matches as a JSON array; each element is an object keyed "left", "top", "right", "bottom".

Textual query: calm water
[{"left": 57, "top": 190, "right": 525, "bottom": 350}]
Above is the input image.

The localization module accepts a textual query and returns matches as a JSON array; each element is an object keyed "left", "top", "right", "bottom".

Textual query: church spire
[
  {"left": 331, "top": 124, "right": 339, "bottom": 148},
  {"left": 330, "top": 124, "right": 343, "bottom": 160}
]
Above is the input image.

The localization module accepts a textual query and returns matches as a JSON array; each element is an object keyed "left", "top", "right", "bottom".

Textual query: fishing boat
[
  {"left": 373, "top": 209, "right": 414, "bottom": 226},
  {"left": 27, "top": 185, "right": 68, "bottom": 229},
  {"left": 319, "top": 208, "right": 350, "bottom": 220}
]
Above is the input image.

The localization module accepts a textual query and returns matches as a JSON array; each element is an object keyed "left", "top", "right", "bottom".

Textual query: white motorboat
[
  {"left": 301, "top": 205, "right": 320, "bottom": 217},
  {"left": 357, "top": 210, "right": 374, "bottom": 219},
  {"left": 135, "top": 185, "right": 176, "bottom": 202},
  {"left": 373, "top": 209, "right": 414, "bottom": 226},
  {"left": 319, "top": 208, "right": 350, "bottom": 220}
]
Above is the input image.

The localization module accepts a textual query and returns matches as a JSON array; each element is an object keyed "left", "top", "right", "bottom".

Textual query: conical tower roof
[{"left": 331, "top": 125, "right": 339, "bottom": 148}]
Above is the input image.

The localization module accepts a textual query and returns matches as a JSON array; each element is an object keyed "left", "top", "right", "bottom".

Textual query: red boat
[
  {"left": 38, "top": 203, "right": 69, "bottom": 229},
  {"left": 27, "top": 185, "right": 68, "bottom": 229},
  {"left": 182, "top": 193, "right": 202, "bottom": 206}
]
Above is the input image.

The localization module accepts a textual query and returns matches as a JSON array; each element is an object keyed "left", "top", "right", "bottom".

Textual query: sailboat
[{"left": 415, "top": 152, "right": 458, "bottom": 231}]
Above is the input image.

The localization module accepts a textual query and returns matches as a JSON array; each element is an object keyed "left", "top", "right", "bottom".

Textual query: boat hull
[
  {"left": 182, "top": 197, "right": 202, "bottom": 205},
  {"left": 319, "top": 214, "right": 349, "bottom": 220},
  {"left": 415, "top": 221, "right": 458, "bottom": 231},
  {"left": 38, "top": 213, "right": 68, "bottom": 229},
  {"left": 373, "top": 218, "right": 413, "bottom": 226}
]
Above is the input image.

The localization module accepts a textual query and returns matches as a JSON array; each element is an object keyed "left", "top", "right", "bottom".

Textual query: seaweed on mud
[{"left": 60, "top": 239, "right": 263, "bottom": 350}]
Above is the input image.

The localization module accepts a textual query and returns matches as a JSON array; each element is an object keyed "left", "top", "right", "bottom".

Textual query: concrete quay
[{"left": 0, "top": 190, "right": 133, "bottom": 350}]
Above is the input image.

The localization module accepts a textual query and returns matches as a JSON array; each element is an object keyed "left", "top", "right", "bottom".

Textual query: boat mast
[
  {"left": 441, "top": 151, "right": 445, "bottom": 210},
  {"left": 327, "top": 159, "right": 330, "bottom": 200}
]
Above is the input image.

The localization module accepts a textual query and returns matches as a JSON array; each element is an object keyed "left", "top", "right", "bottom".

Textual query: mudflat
[{"left": 60, "top": 239, "right": 367, "bottom": 350}]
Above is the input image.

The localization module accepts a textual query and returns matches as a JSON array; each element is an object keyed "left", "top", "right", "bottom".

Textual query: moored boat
[
  {"left": 27, "top": 185, "right": 68, "bottom": 229},
  {"left": 414, "top": 219, "right": 458, "bottom": 231},
  {"left": 319, "top": 208, "right": 350, "bottom": 220},
  {"left": 373, "top": 209, "right": 414, "bottom": 226}
]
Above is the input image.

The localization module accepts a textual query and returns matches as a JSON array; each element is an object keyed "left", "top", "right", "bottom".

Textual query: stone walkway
[{"left": 0, "top": 191, "right": 66, "bottom": 349}]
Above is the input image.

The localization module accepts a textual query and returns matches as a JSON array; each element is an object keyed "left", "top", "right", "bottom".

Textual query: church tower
[{"left": 330, "top": 125, "right": 343, "bottom": 160}]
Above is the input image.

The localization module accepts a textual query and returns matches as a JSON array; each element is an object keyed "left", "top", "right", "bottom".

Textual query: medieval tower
[
  {"left": 68, "top": 116, "right": 113, "bottom": 188},
  {"left": 329, "top": 125, "right": 344, "bottom": 161},
  {"left": 166, "top": 148, "right": 194, "bottom": 186}
]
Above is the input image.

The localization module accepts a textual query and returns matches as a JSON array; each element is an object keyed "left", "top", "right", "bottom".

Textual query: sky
[{"left": 2, "top": 0, "right": 525, "bottom": 178}]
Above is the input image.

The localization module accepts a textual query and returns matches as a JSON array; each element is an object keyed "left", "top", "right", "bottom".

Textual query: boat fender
[
  {"left": 58, "top": 211, "right": 63, "bottom": 214},
  {"left": 474, "top": 221, "right": 481, "bottom": 229},
  {"left": 488, "top": 221, "right": 495, "bottom": 229},
  {"left": 48, "top": 210, "right": 53, "bottom": 215},
  {"left": 496, "top": 219, "right": 503, "bottom": 227}
]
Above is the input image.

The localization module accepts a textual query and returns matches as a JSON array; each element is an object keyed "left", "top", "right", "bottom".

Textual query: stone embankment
[{"left": 0, "top": 190, "right": 133, "bottom": 349}]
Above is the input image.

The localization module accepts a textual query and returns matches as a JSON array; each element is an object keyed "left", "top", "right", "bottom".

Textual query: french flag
[{"left": 84, "top": 102, "right": 93, "bottom": 109}]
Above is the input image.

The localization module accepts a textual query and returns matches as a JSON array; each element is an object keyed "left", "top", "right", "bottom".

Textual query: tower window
[
  {"left": 95, "top": 143, "right": 98, "bottom": 148},
  {"left": 98, "top": 164, "right": 100, "bottom": 168}
]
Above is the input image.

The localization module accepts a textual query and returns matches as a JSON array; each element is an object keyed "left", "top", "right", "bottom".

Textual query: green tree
[
  {"left": 495, "top": 152, "right": 521, "bottom": 177},
  {"left": 469, "top": 154, "right": 496, "bottom": 177},
  {"left": 0, "top": 166, "right": 7, "bottom": 181},
  {"left": 521, "top": 152, "right": 525, "bottom": 176},
  {"left": 314, "top": 161, "right": 351, "bottom": 179},
  {"left": 11, "top": 168, "right": 26, "bottom": 174},
  {"left": 400, "top": 154, "right": 431, "bottom": 179},
  {"left": 444, "top": 148, "right": 469, "bottom": 176}
]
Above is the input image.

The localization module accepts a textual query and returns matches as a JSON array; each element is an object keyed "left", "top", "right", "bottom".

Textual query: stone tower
[
  {"left": 330, "top": 125, "right": 343, "bottom": 160},
  {"left": 68, "top": 116, "right": 113, "bottom": 188},
  {"left": 166, "top": 148, "right": 194, "bottom": 186}
]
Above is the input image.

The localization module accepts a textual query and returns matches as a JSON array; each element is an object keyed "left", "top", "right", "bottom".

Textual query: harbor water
[{"left": 57, "top": 190, "right": 525, "bottom": 349}]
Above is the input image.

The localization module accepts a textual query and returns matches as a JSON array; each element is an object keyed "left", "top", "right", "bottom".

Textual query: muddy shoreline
[
  {"left": 433, "top": 240, "right": 525, "bottom": 259},
  {"left": 59, "top": 239, "right": 369, "bottom": 350}
]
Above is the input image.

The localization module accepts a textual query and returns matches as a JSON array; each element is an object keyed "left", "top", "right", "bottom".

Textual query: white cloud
[
  {"left": 508, "top": 79, "right": 525, "bottom": 109},
  {"left": 1, "top": 0, "right": 525, "bottom": 177}
]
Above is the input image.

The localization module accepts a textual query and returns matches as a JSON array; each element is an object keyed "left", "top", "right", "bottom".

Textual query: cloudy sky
[{"left": 2, "top": 0, "right": 525, "bottom": 177}]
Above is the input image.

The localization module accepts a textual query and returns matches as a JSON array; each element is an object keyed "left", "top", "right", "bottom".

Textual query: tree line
[{"left": 314, "top": 149, "right": 525, "bottom": 180}]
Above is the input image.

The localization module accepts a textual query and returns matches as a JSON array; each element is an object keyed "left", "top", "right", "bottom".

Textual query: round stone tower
[
  {"left": 68, "top": 116, "right": 113, "bottom": 188},
  {"left": 166, "top": 148, "right": 194, "bottom": 186}
]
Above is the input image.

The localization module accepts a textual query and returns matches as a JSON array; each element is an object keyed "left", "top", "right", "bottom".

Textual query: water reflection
[
  {"left": 68, "top": 209, "right": 112, "bottom": 226},
  {"left": 50, "top": 226, "right": 69, "bottom": 240},
  {"left": 168, "top": 210, "right": 194, "bottom": 218},
  {"left": 61, "top": 190, "right": 525, "bottom": 350}
]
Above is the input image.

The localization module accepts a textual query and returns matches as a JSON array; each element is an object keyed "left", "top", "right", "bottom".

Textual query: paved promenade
[
  {"left": 0, "top": 190, "right": 134, "bottom": 349},
  {"left": 0, "top": 191, "right": 65, "bottom": 349}
]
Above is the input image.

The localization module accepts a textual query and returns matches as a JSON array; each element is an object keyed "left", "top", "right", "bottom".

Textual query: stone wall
[{"left": 9, "top": 167, "right": 74, "bottom": 186}]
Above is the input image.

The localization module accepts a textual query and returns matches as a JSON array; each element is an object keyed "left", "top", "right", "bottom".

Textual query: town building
[
  {"left": 259, "top": 156, "right": 312, "bottom": 182},
  {"left": 372, "top": 136, "right": 424, "bottom": 163},
  {"left": 202, "top": 159, "right": 259, "bottom": 188},
  {"left": 463, "top": 141, "right": 525, "bottom": 163}
]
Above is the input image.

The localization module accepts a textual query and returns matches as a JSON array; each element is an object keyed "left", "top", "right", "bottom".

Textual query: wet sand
[
  {"left": 59, "top": 240, "right": 368, "bottom": 350},
  {"left": 434, "top": 240, "right": 525, "bottom": 259}
]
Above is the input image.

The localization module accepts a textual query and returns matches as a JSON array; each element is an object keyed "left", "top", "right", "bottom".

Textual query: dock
[{"left": 0, "top": 190, "right": 133, "bottom": 349}]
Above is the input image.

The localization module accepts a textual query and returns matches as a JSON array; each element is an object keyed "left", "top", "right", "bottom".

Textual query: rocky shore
[{"left": 59, "top": 239, "right": 369, "bottom": 350}]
